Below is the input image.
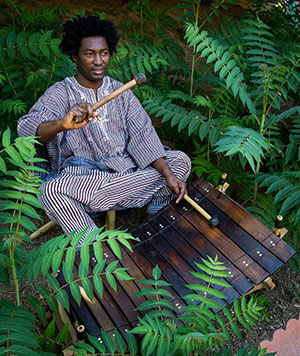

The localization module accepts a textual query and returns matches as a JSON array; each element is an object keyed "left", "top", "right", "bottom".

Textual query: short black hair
[{"left": 60, "top": 16, "right": 120, "bottom": 58}]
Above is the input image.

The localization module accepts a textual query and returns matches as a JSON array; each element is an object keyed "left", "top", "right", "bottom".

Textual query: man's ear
[{"left": 71, "top": 54, "right": 77, "bottom": 63}]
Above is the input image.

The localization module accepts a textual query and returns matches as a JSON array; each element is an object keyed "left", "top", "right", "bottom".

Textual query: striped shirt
[{"left": 18, "top": 76, "right": 166, "bottom": 177}]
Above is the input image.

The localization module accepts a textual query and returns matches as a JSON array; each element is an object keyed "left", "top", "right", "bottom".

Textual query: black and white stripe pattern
[{"left": 39, "top": 150, "right": 190, "bottom": 245}]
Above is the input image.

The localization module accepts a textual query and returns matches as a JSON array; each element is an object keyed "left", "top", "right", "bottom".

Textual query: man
[{"left": 18, "top": 16, "right": 191, "bottom": 245}]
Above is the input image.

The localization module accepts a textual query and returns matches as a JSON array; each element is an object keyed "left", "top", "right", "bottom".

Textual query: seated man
[{"left": 18, "top": 15, "right": 191, "bottom": 246}]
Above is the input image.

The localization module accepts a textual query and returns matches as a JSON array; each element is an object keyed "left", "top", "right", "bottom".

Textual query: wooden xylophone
[{"left": 56, "top": 178, "right": 295, "bottom": 341}]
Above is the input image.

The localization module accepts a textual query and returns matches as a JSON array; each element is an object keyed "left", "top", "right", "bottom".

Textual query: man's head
[
  {"left": 60, "top": 16, "right": 119, "bottom": 58},
  {"left": 60, "top": 16, "right": 119, "bottom": 88}
]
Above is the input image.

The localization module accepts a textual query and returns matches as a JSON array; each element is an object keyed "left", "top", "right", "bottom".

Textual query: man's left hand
[{"left": 166, "top": 174, "right": 187, "bottom": 203}]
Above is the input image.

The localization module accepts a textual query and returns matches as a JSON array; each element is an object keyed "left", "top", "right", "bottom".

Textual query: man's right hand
[
  {"left": 36, "top": 103, "right": 99, "bottom": 143},
  {"left": 61, "top": 103, "right": 99, "bottom": 130}
]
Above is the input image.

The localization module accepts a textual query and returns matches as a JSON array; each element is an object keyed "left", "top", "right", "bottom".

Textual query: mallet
[
  {"left": 183, "top": 194, "right": 219, "bottom": 227},
  {"left": 73, "top": 73, "right": 147, "bottom": 122}
]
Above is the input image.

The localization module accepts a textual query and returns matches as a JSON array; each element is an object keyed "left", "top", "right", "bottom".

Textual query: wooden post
[
  {"left": 30, "top": 220, "right": 56, "bottom": 240},
  {"left": 105, "top": 210, "right": 116, "bottom": 230},
  {"left": 217, "top": 172, "right": 229, "bottom": 198}
]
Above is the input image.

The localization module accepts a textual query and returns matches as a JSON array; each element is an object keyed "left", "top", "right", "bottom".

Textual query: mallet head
[
  {"left": 134, "top": 72, "right": 147, "bottom": 86},
  {"left": 209, "top": 216, "right": 219, "bottom": 227}
]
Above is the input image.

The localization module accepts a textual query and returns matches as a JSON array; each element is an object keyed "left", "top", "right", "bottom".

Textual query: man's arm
[
  {"left": 36, "top": 103, "right": 99, "bottom": 143},
  {"left": 152, "top": 157, "right": 187, "bottom": 203}
]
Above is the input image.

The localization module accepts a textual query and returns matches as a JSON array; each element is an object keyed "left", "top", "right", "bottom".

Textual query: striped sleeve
[
  {"left": 125, "top": 90, "right": 166, "bottom": 169},
  {"left": 17, "top": 82, "right": 69, "bottom": 137}
]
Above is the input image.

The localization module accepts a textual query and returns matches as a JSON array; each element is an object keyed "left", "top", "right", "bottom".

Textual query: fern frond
[
  {"left": 130, "top": 315, "right": 174, "bottom": 356},
  {"left": 185, "top": 23, "right": 255, "bottom": 114},
  {"left": 0, "top": 305, "right": 40, "bottom": 354},
  {"left": 214, "top": 127, "right": 270, "bottom": 172},
  {"left": 256, "top": 171, "right": 300, "bottom": 223}
]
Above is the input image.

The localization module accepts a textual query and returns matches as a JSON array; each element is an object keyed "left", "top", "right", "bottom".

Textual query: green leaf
[
  {"left": 114, "top": 329, "right": 126, "bottom": 353},
  {"left": 47, "top": 273, "right": 60, "bottom": 292},
  {"left": 93, "top": 240, "right": 103, "bottom": 263},
  {"left": 70, "top": 282, "right": 81, "bottom": 306},
  {"left": 65, "top": 246, "right": 76, "bottom": 273},
  {"left": 0, "top": 157, "right": 7, "bottom": 174},
  {"left": 55, "top": 323, "right": 69, "bottom": 343},
  {"left": 107, "top": 238, "right": 121, "bottom": 259},
  {"left": 2, "top": 128, "right": 11, "bottom": 147},
  {"left": 1, "top": 344, "right": 38, "bottom": 356},
  {"left": 114, "top": 268, "right": 133, "bottom": 281},
  {"left": 80, "top": 244, "right": 90, "bottom": 271},
  {"left": 106, "top": 272, "right": 117, "bottom": 292},
  {"left": 44, "top": 319, "right": 55, "bottom": 338},
  {"left": 81, "top": 277, "right": 94, "bottom": 302},
  {"left": 152, "top": 265, "right": 161, "bottom": 280},
  {"left": 56, "top": 289, "right": 70, "bottom": 312},
  {"left": 101, "top": 330, "right": 116, "bottom": 353},
  {"left": 127, "top": 332, "right": 138, "bottom": 354},
  {"left": 52, "top": 248, "right": 64, "bottom": 274},
  {"left": 93, "top": 274, "right": 103, "bottom": 298},
  {"left": 106, "top": 260, "right": 118, "bottom": 273}
]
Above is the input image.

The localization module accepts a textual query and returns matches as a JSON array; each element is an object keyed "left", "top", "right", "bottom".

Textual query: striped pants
[{"left": 39, "top": 150, "right": 191, "bottom": 244}]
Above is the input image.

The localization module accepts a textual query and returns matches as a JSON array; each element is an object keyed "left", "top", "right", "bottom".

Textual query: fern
[
  {"left": 0, "top": 2, "right": 73, "bottom": 130},
  {"left": 129, "top": 256, "right": 263, "bottom": 355},
  {"left": 185, "top": 23, "right": 255, "bottom": 114},
  {"left": 214, "top": 127, "right": 270, "bottom": 173},
  {"left": 256, "top": 171, "right": 300, "bottom": 223},
  {"left": 0, "top": 304, "right": 40, "bottom": 356},
  {"left": 72, "top": 329, "right": 138, "bottom": 355}
]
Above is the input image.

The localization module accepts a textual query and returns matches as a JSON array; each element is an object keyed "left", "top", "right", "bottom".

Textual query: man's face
[{"left": 73, "top": 36, "right": 110, "bottom": 88}]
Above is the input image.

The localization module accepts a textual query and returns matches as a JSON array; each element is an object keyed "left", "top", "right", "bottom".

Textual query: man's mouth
[{"left": 92, "top": 68, "right": 105, "bottom": 75}]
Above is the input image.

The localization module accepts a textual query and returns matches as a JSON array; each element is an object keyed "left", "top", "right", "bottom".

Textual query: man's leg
[
  {"left": 89, "top": 150, "right": 191, "bottom": 213},
  {"left": 39, "top": 166, "right": 106, "bottom": 245}
]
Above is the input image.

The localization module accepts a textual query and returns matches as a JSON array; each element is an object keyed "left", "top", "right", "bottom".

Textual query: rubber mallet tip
[{"left": 209, "top": 216, "right": 219, "bottom": 227}]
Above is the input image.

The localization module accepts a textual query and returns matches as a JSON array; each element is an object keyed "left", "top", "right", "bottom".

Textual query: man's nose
[{"left": 93, "top": 53, "right": 103, "bottom": 65}]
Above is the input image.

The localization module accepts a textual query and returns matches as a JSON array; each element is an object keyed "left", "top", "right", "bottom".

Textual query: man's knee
[{"left": 177, "top": 151, "right": 191, "bottom": 175}]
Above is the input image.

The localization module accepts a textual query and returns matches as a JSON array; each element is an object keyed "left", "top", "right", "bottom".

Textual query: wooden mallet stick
[
  {"left": 183, "top": 194, "right": 219, "bottom": 227},
  {"left": 73, "top": 73, "right": 147, "bottom": 122}
]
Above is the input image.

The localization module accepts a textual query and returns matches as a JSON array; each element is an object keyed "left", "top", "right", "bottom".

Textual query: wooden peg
[
  {"left": 76, "top": 325, "right": 86, "bottom": 342},
  {"left": 217, "top": 173, "right": 229, "bottom": 199},
  {"left": 273, "top": 215, "right": 288, "bottom": 239},
  {"left": 30, "top": 220, "right": 56, "bottom": 240}
]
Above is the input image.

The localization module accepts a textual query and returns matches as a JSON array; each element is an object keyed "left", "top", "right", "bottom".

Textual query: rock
[{"left": 260, "top": 313, "right": 300, "bottom": 356}]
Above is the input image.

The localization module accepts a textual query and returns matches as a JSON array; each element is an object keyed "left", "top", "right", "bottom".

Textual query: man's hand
[
  {"left": 36, "top": 103, "right": 99, "bottom": 143},
  {"left": 152, "top": 157, "right": 187, "bottom": 203},
  {"left": 61, "top": 103, "right": 99, "bottom": 130},
  {"left": 166, "top": 174, "right": 187, "bottom": 203}
]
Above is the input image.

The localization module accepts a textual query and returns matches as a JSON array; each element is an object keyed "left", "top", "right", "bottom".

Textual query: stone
[{"left": 260, "top": 313, "right": 300, "bottom": 356}]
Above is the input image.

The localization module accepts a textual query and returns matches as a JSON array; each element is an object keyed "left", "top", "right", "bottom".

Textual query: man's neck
[{"left": 74, "top": 74, "right": 104, "bottom": 91}]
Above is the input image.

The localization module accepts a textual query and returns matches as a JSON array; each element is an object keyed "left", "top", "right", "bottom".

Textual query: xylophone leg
[{"left": 29, "top": 210, "right": 116, "bottom": 240}]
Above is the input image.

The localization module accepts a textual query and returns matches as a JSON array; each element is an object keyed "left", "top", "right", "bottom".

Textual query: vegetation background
[{"left": 0, "top": 0, "right": 299, "bottom": 355}]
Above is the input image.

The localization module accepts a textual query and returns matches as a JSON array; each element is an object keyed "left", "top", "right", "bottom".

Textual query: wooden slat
[
  {"left": 137, "top": 221, "right": 230, "bottom": 307},
  {"left": 159, "top": 205, "right": 253, "bottom": 295},
  {"left": 161, "top": 204, "right": 269, "bottom": 285},
  {"left": 185, "top": 187, "right": 283, "bottom": 274},
  {"left": 193, "top": 179, "right": 295, "bottom": 262}
]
